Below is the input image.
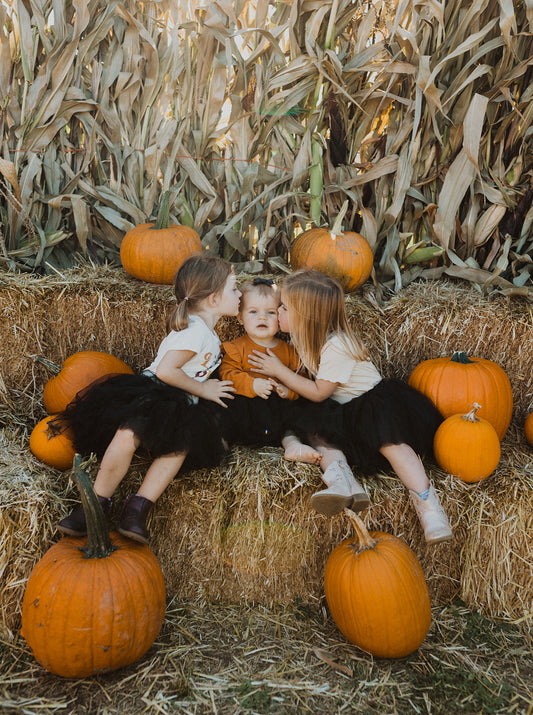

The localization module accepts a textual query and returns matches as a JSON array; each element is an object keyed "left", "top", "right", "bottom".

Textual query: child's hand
[
  {"left": 253, "top": 378, "right": 274, "bottom": 399},
  {"left": 201, "top": 379, "right": 236, "bottom": 407},
  {"left": 274, "top": 382, "right": 290, "bottom": 399},
  {"left": 248, "top": 349, "right": 284, "bottom": 378}
]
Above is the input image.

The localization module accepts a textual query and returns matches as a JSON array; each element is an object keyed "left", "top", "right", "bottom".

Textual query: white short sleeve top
[
  {"left": 316, "top": 333, "right": 381, "bottom": 404},
  {"left": 146, "top": 314, "right": 222, "bottom": 382}
]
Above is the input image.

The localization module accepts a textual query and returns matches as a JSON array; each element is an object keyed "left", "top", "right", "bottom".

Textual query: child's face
[
  {"left": 217, "top": 273, "right": 242, "bottom": 316},
  {"left": 278, "top": 291, "right": 291, "bottom": 333},
  {"left": 239, "top": 291, "right": 280, "bottom": 342}
]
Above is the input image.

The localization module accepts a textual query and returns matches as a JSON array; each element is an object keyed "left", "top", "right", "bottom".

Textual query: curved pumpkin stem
[
  {"left": 451, "top": 351, "right": 475, "bottom": 364},
  {"left": 344, "top": 508, "right": 378, "bottom": 552},
  {"left": 72, "top": 454, "right": 117, "bottom": 559},
  {"left": 462, "top": 403, "right": 482, "bottom": 422},
  {"left": 330, "top": 200, "right": 349, "bottom": 237},
  {"left": 32, "top": 355, "right": 61, "bottom": 375},
  {"left": 152, "top": 191, "right": 171, "bottom": 230}
]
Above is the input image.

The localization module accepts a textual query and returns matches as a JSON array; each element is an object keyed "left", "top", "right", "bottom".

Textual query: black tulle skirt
[
  {"left": 220, "top": 394, "right": 291, "bottom": 447},
  {"left": 56, "top": 373, "right": 229, "bottom": 471},
  {"left": 285, "top": 379, "right": 443, "bottom": 473}
]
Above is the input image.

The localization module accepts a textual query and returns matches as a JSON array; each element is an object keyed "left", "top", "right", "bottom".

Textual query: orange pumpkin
[
  {"left": 29, "top": 414, "right": 75, "bottom": 470},
  {"left": 290, "top": 227, "right": 373, "bottom": 293},
  {"left": 290, "top": 203, "right": 373, "bottom": 292},
  {"left": 21, "top": 456, "right": 166, "bottom": 678},
  {"left": 39, "top": 351, "right": 134, "bottom": 414},
  {"left": 433, "top": 403, "right": 501, "bottom": 483},
  {"left": 524, "top": 412, "right": 533, "bottom": 446},
  {"left": 408, "top": 351, "right": 512, "bottom": 440},
  {"left": 324, "top": 509, "right": 431, "bottom": 659},
  {"left": 120, "top": 192, "right": 202, "bottom": 284}
]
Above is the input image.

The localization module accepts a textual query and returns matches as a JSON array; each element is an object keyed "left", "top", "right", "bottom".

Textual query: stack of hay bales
[{"left": 1, "top": 268, "right": 531, "bottom": 641}]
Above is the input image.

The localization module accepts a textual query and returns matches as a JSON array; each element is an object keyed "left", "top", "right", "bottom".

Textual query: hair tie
[
  {"left": 252, "top": 277, "right": 275, "bottom": 287},
  {"left": 184, "top": 296, "right": 189, "bottom": 301}
]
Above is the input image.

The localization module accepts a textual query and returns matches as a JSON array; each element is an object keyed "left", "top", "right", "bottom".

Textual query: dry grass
[{"left": 1, "top": 598, "right": 531, "bottom": 714}]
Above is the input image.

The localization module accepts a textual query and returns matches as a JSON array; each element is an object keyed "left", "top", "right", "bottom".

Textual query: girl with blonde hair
[{"left": 248, "top": 269, "right": 452, "bottom": 544}]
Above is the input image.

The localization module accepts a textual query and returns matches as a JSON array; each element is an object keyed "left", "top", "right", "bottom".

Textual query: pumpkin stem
[
  {"left": 152, "top": 191, "right": 171, "bottom": 230},
  {"left": 72, "top": 454, "right": 117, "bottom": 559},
  {"left": 33, "top": 355, "right": 61, "bottom": 375},
  {"left": 462, "top": 403, "right": 482, "bottom": 422},
  {"left": 451, "top": 351, "right": 475, "bottom": 364},
  {"left": 344, "top": 508, "right": 377, "bottom": 551},
  {"left": 330, "top": 200, "right": 349, "bottom": 237}
]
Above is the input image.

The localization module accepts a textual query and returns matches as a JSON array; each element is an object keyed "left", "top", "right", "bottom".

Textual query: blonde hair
[
  {"left": 168, "top": 254, "right": 233, "bottom": 331},
  {"left": 239, "top": 278, "right": 280, "bottom": 311},
  {"left": 282, "top": 270, "right": 369, "bottom": 374}
]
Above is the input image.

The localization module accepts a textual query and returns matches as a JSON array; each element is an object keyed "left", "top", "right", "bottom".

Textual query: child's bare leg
[
  {"left": 58, "top": 427, "right": 140, "bottom": 536},
  {"left": 136, "top": 452, "right": 187, "bottom": 502},
  {"left": 380, "top": 442, "right": 452, "bottom": 544},
  {"left": 93, "top": 427, "right": 140, "bottom": 498},
  {"left": 282, "top": 432, "right": 322, "bottom": 465},
  {"left": 119, "top": 450, "right": 187, "bottom": 544},
  {"left": 379, "top": 443, "right": 429, "bottom": 493}
]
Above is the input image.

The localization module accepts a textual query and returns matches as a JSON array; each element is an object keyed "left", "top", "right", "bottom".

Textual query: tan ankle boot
[
  {"left": 310, "top": 460, "right": 370, "bottom": 516},
  {"left": 409, "top": 485, "right": 453, "bottom": 544}
]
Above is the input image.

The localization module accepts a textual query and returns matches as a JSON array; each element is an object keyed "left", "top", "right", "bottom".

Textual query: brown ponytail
[{"left": 167, "top": 254, "right": 233, "bottom": 332}]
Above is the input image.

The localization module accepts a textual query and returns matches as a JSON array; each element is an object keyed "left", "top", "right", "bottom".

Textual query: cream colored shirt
[{"left": 316, "top": 333, "right": 382, "bottom": 404}]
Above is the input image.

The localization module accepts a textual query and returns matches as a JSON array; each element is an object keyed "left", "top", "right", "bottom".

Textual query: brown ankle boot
[
  {"left": 118, "top": 495, "right": 154, "bottom": 544},
  {"left": 57, "top": 495, "right": 113, "bottom": 536}
]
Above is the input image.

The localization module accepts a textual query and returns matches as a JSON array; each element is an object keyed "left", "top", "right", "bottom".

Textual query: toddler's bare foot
[{"left": 284, "top": 442, "right": 322, "bottom": 465}]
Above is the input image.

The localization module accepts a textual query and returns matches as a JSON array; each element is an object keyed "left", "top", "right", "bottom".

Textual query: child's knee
[{"left": 114, "top": 427, "right": 140, "bottom": 452}]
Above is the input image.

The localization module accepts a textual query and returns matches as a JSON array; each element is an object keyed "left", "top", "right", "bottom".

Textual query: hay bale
[
  {"left": 1, "top": 428, "right": 531, "bottom": 641},
  {"left": 2, "top": 267, "right": 532, "bottom": 638},
  {"left": 0, "top": 430, "right": 70, "bottom": 640},
  {"left": 2, "top": 268, "right": 533, "bottom": 425}
]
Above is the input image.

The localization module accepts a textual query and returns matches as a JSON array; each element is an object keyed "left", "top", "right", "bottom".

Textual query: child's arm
[
  {"left": 156, "top": 349, "right": 235, "bottom": 407},
  {"left": 248, "top": 349, "right": 337, "bottom": 402}
]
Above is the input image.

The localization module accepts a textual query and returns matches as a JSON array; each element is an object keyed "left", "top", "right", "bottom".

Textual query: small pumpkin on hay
[
  {"left": 36, "top": 350, "right": 134, "bottom": 414},
  {"left": 21, "top": 455, "right": 166, "bottom": 678},
  {"left": 120, "top": 191, "right": 203, "bottom": 284},
  {"left": 290, "top": 201, "right": 373, "bottom": 293},
  {"left": 524, "top": 412, "right": 533, "bottom": 446},
  {"left": 408, "top": 351, "right": 513, "bottom": 440},
  {"left": 433, "top": 403, "right": 501, "bottom": 483},
  {"left": 324, "top": 509, "right": 431, "bottom": 659},
  {"left": 29, "top": 414, "right": 75, "bottom": 471}
]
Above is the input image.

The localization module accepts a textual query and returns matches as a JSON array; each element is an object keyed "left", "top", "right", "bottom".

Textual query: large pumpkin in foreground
[
  {"left": 120, "top": 192, "right": 202, "bottom": 284},
  {"left": 324, "top": 510, "right": 431, "bottom": 659},
  {"left": 29, "top": 414, "right": 75, "bottom": 470},
  {"left": 40, "top": 351, "right": 134, "bottom": 414},
  {"left": 21, "top": 457, "right": 165, "bottom": 678},
  {"left": 408, "top": 351, "right": 512, "bottom": 440},
  {"left": 290, "top": 227, "right": 373, "bottom": 293}
]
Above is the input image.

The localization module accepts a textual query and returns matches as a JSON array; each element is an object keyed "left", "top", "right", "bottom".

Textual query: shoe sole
[
  {"left": 117, "top": 527, "right": 149, "bottom": 545},
  {"left": 310, "top": 492, "right": 370, "bottom": 516},
  {"left": 350, "top": 493, "right": 371, "bottom": 512},
  {"left": 425, "top": 532, "right": 454, "bottom": 545},
  {"left": 310, "top": 493, "right": 352, "bottom": 515}
]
